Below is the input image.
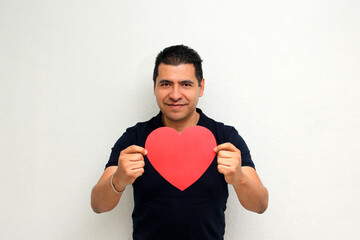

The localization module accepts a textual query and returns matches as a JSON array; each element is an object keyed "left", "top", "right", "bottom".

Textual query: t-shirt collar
[{"left": 156, "top": 108, "right": 204, "bottom": 128}]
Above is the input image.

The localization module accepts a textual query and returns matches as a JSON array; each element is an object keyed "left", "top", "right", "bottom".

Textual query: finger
[
  {"left": 119, "top": 154, "right": 143, "bottom": 164},
  {"left": 126, "top": 168, "right": 144, "bottom": 180},
  {"left": 124, "top": 159, "right": 144, "bottom": 169},
  {"left": 127, "top": 153, "right": 145, "bottom": 162},
  {"left": 214, "top": 142, "right": 239, "bottom": 153},
  {"left": 217, "top": 150, "right": 233, "bottom": 158},
  {"left": 217, "top": 165, "right": 230, "bottom": 175},
  {"left": 124, "top": 145, "right": 148, "bottom": 155},
  {"left": 217, "top": 157, "right": 232, "bottom": 167},
  {"left": 130, "top": 161, "right": 145, "bottom": 170},
  {"left": 133, "top": 168, "right": 145, "bottom": 177}
]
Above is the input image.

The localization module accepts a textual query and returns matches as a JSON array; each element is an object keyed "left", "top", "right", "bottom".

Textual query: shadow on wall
[
  {"left": 86, "top": 56, "right": 156, "bottom": 239},
  {"left": 135, "top": 53, "right": 161, "bottom": 119}
]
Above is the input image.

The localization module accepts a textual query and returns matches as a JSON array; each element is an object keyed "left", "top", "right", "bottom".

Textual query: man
[{"left": 91, "top": 45, "right": 268, "bottom": 240}]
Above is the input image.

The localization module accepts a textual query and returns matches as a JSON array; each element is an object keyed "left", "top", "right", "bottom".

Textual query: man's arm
[
  {"left": 215, "top": 143, "right": 268, "bottom": 214},
  {"left": 91, "top": 166, "right": 122, "bottom": 213},
  {"left": 231, "top": 166, "right": 268, "bottom": 213},
  {"left": 91, "top": 145, "right": 147, "bottom": 213}
]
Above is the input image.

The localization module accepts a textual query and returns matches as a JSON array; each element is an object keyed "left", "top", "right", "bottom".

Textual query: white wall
[{"left": 1, "top": 0, "right": 359, "bottom": 239}]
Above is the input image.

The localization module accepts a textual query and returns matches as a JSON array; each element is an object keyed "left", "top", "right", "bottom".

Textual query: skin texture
[
  {"left": 154, "top": 63, "right": 204, "bottom": 133},
  {"left": 215, "top": 143, "right": 268, "bottom": 213},
  {"left": 91, "top": 63, "right": 268, "bottom": 214}
]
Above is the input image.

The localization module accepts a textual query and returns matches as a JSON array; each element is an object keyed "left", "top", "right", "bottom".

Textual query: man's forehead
[
  {"left": 157, "top": 63, "right": 196, "bottom": 77},
  {"left": 158, "top": 62, "right": 195, "bottom": 69}
]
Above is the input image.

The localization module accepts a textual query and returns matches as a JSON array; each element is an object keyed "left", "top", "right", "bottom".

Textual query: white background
[{"left": 1, "top": 0, "right": 359, "bottom": 239}]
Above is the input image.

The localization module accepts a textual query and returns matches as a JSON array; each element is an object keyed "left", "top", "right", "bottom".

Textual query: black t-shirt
[{"left": 106, "top": 109, "right": 255, "bottom": 240}]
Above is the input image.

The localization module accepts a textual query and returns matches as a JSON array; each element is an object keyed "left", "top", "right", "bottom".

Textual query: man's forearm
[
  {"left": 233, "top": 174, "right": 268, "bottom": 214},
  {"left": 91, "top": 174, "right": 123, "bottom": 213}
]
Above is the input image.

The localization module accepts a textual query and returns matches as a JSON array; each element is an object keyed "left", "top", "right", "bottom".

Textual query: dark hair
[{"left": 153, "top": 45, "right": 203, "bottom": 86}]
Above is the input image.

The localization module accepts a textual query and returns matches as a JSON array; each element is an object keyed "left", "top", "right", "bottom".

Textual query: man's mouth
[
  {"left": 166, "top": 103, "right": 187, "bottom": 108},
  {"left": 167, "top": 104, "right": 185, "bottom": 106}
]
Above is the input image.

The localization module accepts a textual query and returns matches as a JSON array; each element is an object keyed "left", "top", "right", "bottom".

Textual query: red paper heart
[{"left": 145, "top": 126, "right": 217, "bottom": 191}]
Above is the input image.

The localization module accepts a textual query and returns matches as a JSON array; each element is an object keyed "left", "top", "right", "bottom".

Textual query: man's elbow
[
  {"left": 256, "top": 190, "right": 269, "bottom": 214},
  {"left": 256, "top": 202, "right": 268, "bottom": 214},
  {"left": 91, "top": 197, "right": 113, "bottom": 214},
  {"left": 91, "top": 201, "right": 103, "bottom": 214},
  {"left": 91, "top": 196, "right": 102, "bottom": 214},
  {"left": 91, "top": 188, "right": 106, "bottom": 214}
]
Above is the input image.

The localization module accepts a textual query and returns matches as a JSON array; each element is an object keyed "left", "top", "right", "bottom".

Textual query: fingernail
[{"left": 213, "top": 147, "right": 217, "bottom": 152}]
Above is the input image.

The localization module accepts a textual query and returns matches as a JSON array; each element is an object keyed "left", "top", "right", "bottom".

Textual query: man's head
[
  {"left": 153, "top": 45, "right": 203, "bottom": 86},
  {"left": 153, "top": 45, "right": 205, "bottom": 127}
]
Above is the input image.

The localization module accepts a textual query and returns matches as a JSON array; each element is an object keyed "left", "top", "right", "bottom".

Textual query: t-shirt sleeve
[
  {"left": 228, "top": 127, "right": 256, "bottom": 169},
  {"left": 105, "top": 130, "right": 134, "bottom": 169}
]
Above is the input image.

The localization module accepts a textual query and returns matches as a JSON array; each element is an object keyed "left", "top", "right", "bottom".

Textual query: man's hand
[
  {"left": 113, "top": 145, "right": 147, "bottom": 191},
  {"left": 215, "top": 142, "right": 268, "bottom": 213},
  {"left": 214, "top": 143, "right": 244, "bottom": 185}
]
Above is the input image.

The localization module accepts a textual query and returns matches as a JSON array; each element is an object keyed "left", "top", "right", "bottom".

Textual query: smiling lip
[{"left": 166, "top": 103, "right": 186, "bottom": 108}]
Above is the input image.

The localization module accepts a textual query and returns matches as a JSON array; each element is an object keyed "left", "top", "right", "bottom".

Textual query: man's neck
[{"left": 162, "top": 111, "right": 199, "bottom": 133}]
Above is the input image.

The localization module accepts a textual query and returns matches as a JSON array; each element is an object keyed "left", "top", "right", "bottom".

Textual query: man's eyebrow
[
  {"left": 158, "top": 80, "right": 195, "bottom": 84},
  {"left": 158, "top": 79, "right": 171, "bottom": 84},
  {"left": 180, "top": 80, "right": 195, "bottom": 84}
]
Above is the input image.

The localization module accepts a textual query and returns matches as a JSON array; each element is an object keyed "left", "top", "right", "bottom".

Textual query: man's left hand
[{"left": 214, "top": 143, "right": 244, "bottom": 185}]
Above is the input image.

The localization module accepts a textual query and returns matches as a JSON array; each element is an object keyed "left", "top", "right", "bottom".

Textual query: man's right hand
[{"left": 112, "top": 145, "right": 147, "bottom": 192}]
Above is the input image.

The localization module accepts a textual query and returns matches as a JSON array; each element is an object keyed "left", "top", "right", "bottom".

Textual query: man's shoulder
[
  {"left": 124, "top": 112, "right": 162, "bottom": 136},
  {"left": 200, "top": 110, "right": 239, "bottom": 141},
  {"left": 202, "top": 110, "right": 254, "bottom": 168}
]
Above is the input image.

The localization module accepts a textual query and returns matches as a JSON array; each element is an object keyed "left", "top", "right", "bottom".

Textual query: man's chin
[
  {"left": 162, "top": 111, "right": 188, "bottom": 123},
  {"left": 160, "top": 106, "right": 196, "bottom": 123},
  {"left": 164, "top": 114, "right": 184, "bottom": 122}
]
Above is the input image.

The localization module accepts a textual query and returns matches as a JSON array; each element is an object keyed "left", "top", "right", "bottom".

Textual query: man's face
[{"left": 154, "top": 63, "right": 204, "bottom": 124}]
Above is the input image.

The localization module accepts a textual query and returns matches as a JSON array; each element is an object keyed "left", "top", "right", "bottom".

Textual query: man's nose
[{"left": 169, "top": 85, "right": 182, "bottom": 101}]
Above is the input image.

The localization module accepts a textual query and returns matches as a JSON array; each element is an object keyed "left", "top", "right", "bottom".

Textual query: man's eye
[{"left": 160, "top": 83, "right": 170, "bottom": 87}]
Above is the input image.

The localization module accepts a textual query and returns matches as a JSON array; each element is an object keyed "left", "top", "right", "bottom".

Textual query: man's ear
[{"left": 199, "top": 78, "right": 205, "bottom": 97}]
